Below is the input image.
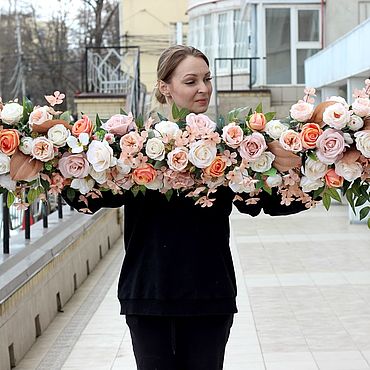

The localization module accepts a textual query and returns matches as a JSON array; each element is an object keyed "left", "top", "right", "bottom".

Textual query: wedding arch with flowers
[{"left": 0, "top": 83, "right": 369, "bottom": 227}]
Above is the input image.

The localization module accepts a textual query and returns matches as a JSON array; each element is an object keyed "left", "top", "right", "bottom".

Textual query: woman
[{"left": 64, "top": 45, "right": 308, "bottom": 370}]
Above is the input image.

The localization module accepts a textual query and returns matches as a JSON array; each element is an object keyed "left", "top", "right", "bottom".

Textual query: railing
[
  {"left": 1, "top": 193, "right": 70, "bottom": 254},
  {"left": 213, "top": 57, "right": 265, "bottom": 119}
]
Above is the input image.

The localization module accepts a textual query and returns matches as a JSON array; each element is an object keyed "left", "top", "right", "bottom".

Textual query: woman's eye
[
  {"left": 205, "top": 77, "right": 213, "bottom": 82},
  {"left": 184, "top": 81, "right": 195, "bottom": 85}
]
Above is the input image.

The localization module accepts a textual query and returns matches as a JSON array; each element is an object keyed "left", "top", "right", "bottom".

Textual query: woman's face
[{"left": 160, "top": 56, "right": 213, "bottom": 114}]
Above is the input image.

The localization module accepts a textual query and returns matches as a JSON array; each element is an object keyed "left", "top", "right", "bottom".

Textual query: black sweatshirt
[{"left": 63, "top": 187, "right": 308, "bottom": 316}]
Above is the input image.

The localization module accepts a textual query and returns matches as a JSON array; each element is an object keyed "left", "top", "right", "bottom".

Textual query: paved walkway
[{"left": 16, "top": 203, "right": 370, "bottom": 370}]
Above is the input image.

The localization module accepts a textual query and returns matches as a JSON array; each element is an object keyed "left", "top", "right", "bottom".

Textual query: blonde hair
[{"left": 150, "top": 45, "right": 209, "bottom": 118}]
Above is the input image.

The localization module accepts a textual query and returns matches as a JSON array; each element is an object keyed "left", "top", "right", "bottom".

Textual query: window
[
  {"left": 265, "top": 6, "right": 321, "bottom": 85},
  {"left": 234, "top": 9, "right": 249, "bottom": 70},
  {"left": 203, "top": 14, "right": 213, "bottom": 63}
]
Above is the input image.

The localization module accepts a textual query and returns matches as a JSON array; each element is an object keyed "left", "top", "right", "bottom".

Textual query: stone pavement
[{"left": 16, "top": 203, "right": 370, "bottom": 370}]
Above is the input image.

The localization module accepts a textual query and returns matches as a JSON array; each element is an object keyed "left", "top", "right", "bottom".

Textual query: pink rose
[
  {"left": 31, "top": 137, "right": 55, "bottom": 162},
  {"left": 186, "top": 113, "right": 216, "bottom": 138},
  {"left": 120, "top": 131, "right": 145, "bottom": 154},
  {"left": 167, "top": 147, "right": 189, "bottom": 171},
  {"left": 102, "top": 113, "right": 136, "bottom": 136},
  {"left": 290, "top": 101, "right": 314, "bottom": 122},
  {"left": 238, "top": 132, "right": 267, "bottom": 160},
  {"left": 279, "top": 129, "right": 303, "bottom": 152},
  {"left": 352, "top": 97, "right": 370, "bottom": 117},
  {"left": 58, "top": 153, "right": 90, "bottom": 178},
  {"left": 163, "top": 169, "right": 195, "bottom": 190},
  {"left": 316, "top": 128, "right": 347, "bottom": 164},
  {"left": 29, "top": 106, "right": 53, "bottom": 129},
  {"left": 222, "top": 123, "right": 244, "bottom": 148}
]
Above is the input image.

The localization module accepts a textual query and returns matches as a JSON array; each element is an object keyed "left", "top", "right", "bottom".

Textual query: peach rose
[
  {"left": 290, "top": 101, "right": 314, "bottom": 122},
  {"left": 132, "top": 163, "right": 157, "bottom": 185},
  {"left": 248, "top": 112, "right": 266, "bottom": 131},
  {"left": 238, "top": 132, "right": 267, "bottom": 160},
  {"left": 204, "top": 156, "right": 227, "bottom": 177},
  {"left": 222, "top": 123, "right": 244, "bottom": 148},
  {"left": 324, "top": 168, "right": 343, "bottom": 188},
  {"left": 279, "top": 130, "right": 302, "bottom": 152},
  {"left": 167, "top": 147, "right": 189, "bottom": 171},
  {"left": 31, "top": 137, "right": 55, "bottom": 162},
  {"left": 0, "top": 129, "right": 20, "bottom": 155},
  {"left": 102, "top": 113, "right": 136, "bottom": 136},
  {"left": 58, "top": 153, "right": 90, "bottom": 178},
  {"left": 120, "top": 131, "right": 145, "bottom": 154},
  {"left": 29, "top": 106, "right": 53, "bottom": 129},
  {"left": 72, "top": 115, "right": 93, "bottom": 137},
  {"left": 300, "top": 123, "right": 323, "bottom": 149}
]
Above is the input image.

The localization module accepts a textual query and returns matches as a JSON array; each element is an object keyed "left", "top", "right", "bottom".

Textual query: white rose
[
  {"left": 71, "top": 178, "right": 95, "bottom": 194},
  {"left": 266, "top": 174, "right": 283, "bottom": 188},
  {"left": 145, "top": 176, "right": 163, "bottom": 190},
  {"left": 188, "top": 140, "right": 217, "bottom": 168},
  {"left": 335, "top": 160, "right": 362, "bottom": 182},
  {"left": 116, "top": 159, "right": 131, "bottom": 175},
  {"left": 354, "top": 131, "right": 370, "bottom": 158},
  {"left": 154, "top": 120, "right": 180, "bottom": 138},
  {"left": 29, "top": 106, "right": 53, "bottom": 128},
  {"left": 348, "top": 115, "right": 364, "bottom": 131},
  {"left": 300, "top": 176, "right": 324, "bottom": 193},
  {"left": 302, "top": 157, "right": 328, "bottom": 180},
  {"left": 0, "top": 102, "right": 23, "bottom": 125},
  {"left": 89, "top": 167, "right": 108, "bottom": 184},
  {"left": 145, "top": 137, "right": 165, "bottom": 161},
  {"left": 327, "top": 96, "right": 349, "bottom": 109},
  {"left": 290, "top": 101, "right": 314, "bottom": 122},
  {"left": 343, "top": 133, "right": 354, "bottom": 145},
  {"left": 323, "top": 103, "right": 351, "bottom": 129},
  {"left": 0, "top": 153, "right": 11, "bottom": 174},
  {"left": 0, "top": 174, "right": 16, "bottom": 191},
  {"left": 352, "top": 97, "right": 370, "bottom": 117},
  {"left": 47, "top": 124, "right": 70, "bottom": 147},
  {"left": 86, "top": 140, "right": 116, "bottom": 172},
  {"left": 228, "top": 168, "right": 256, "bottom": 193},
  {"left": 19, "top": 137, "right": 33, "bottom": 155},
  {"left": 264, "top": 120, "right": 288, "bottom": 140},
  {"left": 249, "top": 152, "right": 275, "bottom": 173}
]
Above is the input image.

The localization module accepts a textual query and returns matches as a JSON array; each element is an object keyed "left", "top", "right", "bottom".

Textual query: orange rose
[
  {"left": 248, "top": 112, "right": 266, "bottom": 131},
  {"left": 0, "top": 129, "right": 20, "bottom": 155},
  {"left": 204, "top": 156, "right": 227, "bottom": 177},
  {"left": 325, "top": 168, "right": 343, "bottom": 188},
  {"left": 132, "top": 163, "right": 157, "bottom": 185},
  {"left": 300, "top": 122, "right": 323, "bottom": 149},
  {"left": 72, "top": 115, "right": 93, "bottom": 137}
]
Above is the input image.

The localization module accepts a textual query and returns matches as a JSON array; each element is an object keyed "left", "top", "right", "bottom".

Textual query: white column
[
  {"left": 321, "top": 86, "right": 340, "bottom": 100},
  {"left": 347, "top": 77, "right": 365, "bottom": 104}
]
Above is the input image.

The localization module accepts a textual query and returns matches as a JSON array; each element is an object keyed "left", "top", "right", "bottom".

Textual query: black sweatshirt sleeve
[{"left": 61, "top": 187, "right": 128, "bottom": 214}]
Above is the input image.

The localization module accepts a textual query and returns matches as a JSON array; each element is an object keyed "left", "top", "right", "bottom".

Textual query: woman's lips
[{"left": 195, "top": 99, "right": 208, "bottom": 105}]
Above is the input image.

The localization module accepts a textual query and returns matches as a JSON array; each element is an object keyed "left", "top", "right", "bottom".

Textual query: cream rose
[
  {"left": 145, "top": 137, "right": 165, "bottom": 161},
  {"left": 47, "top": 123, "right": 70, "bottom": 147},
  {"left": 228, "top": 168, "right": 256, "bottom": 193},
  {"left": 31, "top": 137, "right": 55, "bottom": 162},
  {"left": 167, "top": 147, "right": 189, "bottom": 171},
  {"left": 266, "top": 174, "right": 282, "bottom": 188},
  {"left": 29, "top": 106, "right": 52, "bottom": 129},
  {"left": 322, "top": 103, "right": 351, "bottom": 129},
  {"left": 327, "top": 96, "right": 349, "bottom": 109},
  {"left": 249, "top": 151, "right": 275, "bottom": 173},
  {"left": 222, "top": 123, "right": 244, "bottom": 148},
  {"left": 188, "top": 140, "right": 217, "bottom": 168},
  {"left": 279, "top": 130, "right": 303, "bottom": 152},
  {"left": 335, "top": 160, "right": 362, "bottom": 181},
  {"left": 302, "top": 157, "right": 328, "bottom": 180},
  {"left": 354, "top": 131, "right": 370, "bottom": 158},
  {"left": 19, "top": 137, "right": 33, "bottom": 155},
  {"left": 86, "top": 140, "right": 116, "bottom": 172},
  {"left": 70, "top": 178, "right": 95, "bottom": 194},
  {"left": 290, "top": 101, "right": 314, "bottom": 122},
  {"left": 0, "top": 152, "right": 11, "bottom": 174},
  {"left": 265, "top": 120, "right": 288, "bottom": 140},
  {"left": 154, "top": 120, "right": 180, "bottom": 138},
  {"left": 352, "top": 97, "right": 370, "bottom": 117},
  {"left": 348, "top": 115, "right": 364, "bottom": 131},
  {"left": 0, "top": 102, "right": 23, "bottom": 125},
  {"left": 89, "top": 167, "right": 108, "bottom": 184},
  {"left": 116, "top": 159, "right": 131, "bottom": 175},
  {"left": 238, "top": 132, "right": 267, "bottom": 160},
  {"left": 300, "top": 176, "right": 324, "bottom": 193}
]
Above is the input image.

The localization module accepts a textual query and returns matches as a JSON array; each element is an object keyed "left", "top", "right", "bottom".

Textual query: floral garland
[{"left": 0, "top": 84, "right": 369, "bottom": 226}]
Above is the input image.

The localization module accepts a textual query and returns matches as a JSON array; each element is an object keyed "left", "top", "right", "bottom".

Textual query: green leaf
[
  {"left": 178, "top": 107, "right": 189, "bottom": 120},
  {"left": 355, "top": 196, "right": 368, "bottom": 207},
  {"left": 326, "top": 187, "right": 342, "bottom": 203},
  {"left": 263, "top": 167, "right": 277, "bottom": 177},
  {"left": 131, "top": 186, "right": 140, "bottom": 197},
  {"left": 7, "top": 191, "right": 15, "bottom": 208},
  {"left": 172, "top": 103, "right": 180, "bottom": 120},
  {"left": 27, "top": 188, "right": 37, "bottom": 204},
  {"left": 120, "top": 108, "right": 128, "bottom": 115},
  {"left": 255, "top": 103, "right": 263, "bottom": 113},
  {"left": 264, "top": 112, "right": 276, "bottom": 122},
  {"left": 322, "top": 192, "right": 331, "bottom": 210},
  {"left": 256, "top": 180, "right": 264, "bottom": 190},
  {"left": 313, "top": 186, "right": 325, "bottom": 199},
  {"left": 165, "top": 189, "right": 173, "bottom": 201},
  {"left": 95, "top": 114, "right": 102, "bottom": 130},
  {"left": 216, "top": 115, "right": 226, "bottom": 132},
  {"left": 307, "top": 151, "right": 318, "bottom": 161},
  {"left": 157, "top": 112, "right": 168, "bottom": 121},
  {"left": 67, "top": 188, "right": 75, "bottom": 202},
  {"left": 262, "top": 184, "right": 272, "bottom": 195},
  {"left": 342, "top": 180, "right": 351, "bottom": 195},
  {"left": 139, "top": 185, "right": 146, "bottom": 195},
  {"left": 60, "top": 111, "right": 71, "bottom": 122},
  {"left": 153, "top": 160, "right": 166, "bottom": 169},
  {"left": 359, "top": 206, "right": 370, "bottom": 220},
  {"left": 346, "top": 189, "right": 356, "bottom": 214},
  {"left": 368, "top": 218, "right": 370, "bottom": 229}
]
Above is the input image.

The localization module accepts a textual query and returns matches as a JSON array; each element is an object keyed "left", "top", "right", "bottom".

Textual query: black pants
[{"left": 125, "top": 314, "right": 234, "bottom": 370}]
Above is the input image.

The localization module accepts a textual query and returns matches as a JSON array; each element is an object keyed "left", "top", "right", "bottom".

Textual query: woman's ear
[{"left": 158, "top": 80, "right": 171, "bottom": 97}]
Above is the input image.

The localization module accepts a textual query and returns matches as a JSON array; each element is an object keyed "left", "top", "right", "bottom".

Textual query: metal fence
[{"left": 1, "top": 193, "right": 70, "bottom": 254}]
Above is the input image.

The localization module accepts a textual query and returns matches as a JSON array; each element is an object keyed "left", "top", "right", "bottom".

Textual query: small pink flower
[{"left": 44, "top": 91, "right": 65, "bottom": 106}]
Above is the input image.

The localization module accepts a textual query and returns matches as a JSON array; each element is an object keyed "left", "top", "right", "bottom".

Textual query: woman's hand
[{"left": 267, "top": 141, "right": 302, "bottom": 172}]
